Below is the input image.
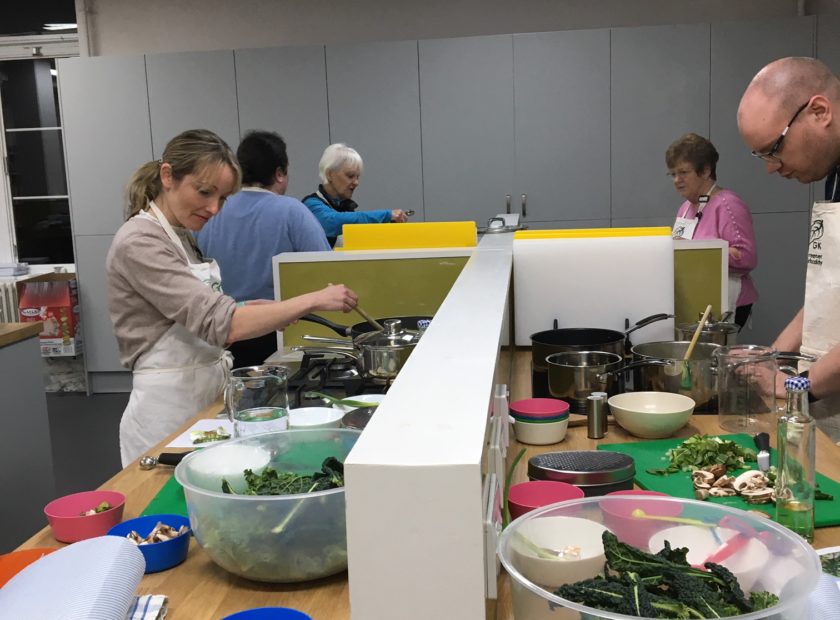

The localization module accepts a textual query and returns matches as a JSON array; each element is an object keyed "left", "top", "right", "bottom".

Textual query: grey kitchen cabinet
[
  {"left": 326, "top": 40, "right": 423, "bottom": 217},
  {"left": 710, "top": 17, "right": 815, "bottom": 216},
  {"left": 234, "top": 46, "right": 330, "bottom": 199},
  {"left": 513, "top": 29, "right": 611, "bottom": 224},
  {"left": 745, "top": 211, "right": 810, "bottom": 345},
  {"left": 145, "top": 50, "right": 240, "bottom": 158},
  {"left": 58, "top": 55, "right": 153, "bottom": 236},
  {"left": 75, "top": 234, "right": 125, "bottom": 376},
  {"left": 419, "top": 35, "right": 515, "bottom": 224},
  {"left": 611, "top": 23, "right": 711, "bottom": 221}
]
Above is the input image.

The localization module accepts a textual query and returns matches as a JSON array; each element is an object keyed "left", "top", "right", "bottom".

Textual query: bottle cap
[{"left": 784, "top": 376, "right": 811, "bottom": 392}]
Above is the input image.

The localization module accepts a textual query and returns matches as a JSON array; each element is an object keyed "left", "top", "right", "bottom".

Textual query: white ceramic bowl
[
  {"left": 513, "top": 417, "right": 568, "bottom": 445},
  {"left": 607, "top": 391, "right": 695, "bottom": 439},
  {"left": 334, "top": 393, "right": 386, "bottom": 414},
  {"left": 288, "top": 407, "right": 344, "bottom": 429},
  {"left": 648, "top": 524, "right": 771, "bottom": 592}
]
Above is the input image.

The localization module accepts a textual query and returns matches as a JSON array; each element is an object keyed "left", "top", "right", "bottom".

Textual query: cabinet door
[
  {"left": 419, "top": 35, "right": 514, "bottom": 223},
  {"left": 75, "top": 234, "right": 123, "bottom": 373},
  {"left": 611, "top": 24, "right": 710, "bottom": 220},
  {"left": 326, "top": 41, "right": 423, "bottom": 216},
  {"left": 513, "top": 29, "right": 610, "bottom": 223},
  {"left": 58, "top": 56, "right": 152, "bottom": 236},
  {"left": 235, "top": 46, "right": 330, "bottom": 198},
  {"left": 711, "top": 17, "right": 815, "bottom": 215},
  {"left": 145, "top": 50, "right": 240, "bottom": 157}
]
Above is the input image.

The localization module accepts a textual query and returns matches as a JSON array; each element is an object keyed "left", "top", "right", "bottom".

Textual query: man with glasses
[{"left": 737, "top": 56, "right": 840, "bottom": 441}]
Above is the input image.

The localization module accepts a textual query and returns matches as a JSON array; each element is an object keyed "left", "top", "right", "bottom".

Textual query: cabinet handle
[
  {"left": 505, "top": 194, "right": 511, "bottom": 214},
  {"left": 521, "top": 194, "right": 527, "bottom": 218}
]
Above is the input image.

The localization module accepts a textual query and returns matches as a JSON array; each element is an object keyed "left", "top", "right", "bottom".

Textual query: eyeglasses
[
  {"left": 666, "top": 168, "right": 696, "bottom": 179},
  {"left": 750, "top": 100, "right": 809, "bottom": 163}
]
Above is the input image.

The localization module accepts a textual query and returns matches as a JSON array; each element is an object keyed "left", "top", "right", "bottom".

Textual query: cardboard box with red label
[{"left": 18, "top": 277, "right": 82, "bottom": 357}]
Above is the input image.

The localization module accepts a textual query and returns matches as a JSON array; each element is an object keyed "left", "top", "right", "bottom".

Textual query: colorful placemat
[{"left": 598, "top": 433, "right": 840, "bottom": 527}]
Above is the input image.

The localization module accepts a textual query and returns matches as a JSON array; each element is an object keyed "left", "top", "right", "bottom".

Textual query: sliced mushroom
[
  {"left": 708, "top": 487, "right": 737, "bottom": 497},
  {"left": 692, "top": 470, "right": 715, "bottom": 488},
  {"left": 733, "top": 470, "right": 768, "bottom": 493},
  {"left": 695, "top": 488, "right": 711, "bottom": 501},
  {"left": 703, "top": 464, "right": 727, "bottom": 480},
  {"left": 741, "top": 488, "right": 774, "bottom": 504},
  {"left": 712, "top": 475, "right": 735, "bottom": 489}
]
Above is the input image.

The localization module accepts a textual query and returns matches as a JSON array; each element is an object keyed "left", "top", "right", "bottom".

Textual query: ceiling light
[{"left": 43, "top": 23, "right": 77, "bottom": 31}]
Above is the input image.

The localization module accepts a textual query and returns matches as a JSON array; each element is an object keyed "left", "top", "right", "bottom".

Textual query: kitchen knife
[{"left": 754, "top": 432, "right": 770, "bottom": 472}]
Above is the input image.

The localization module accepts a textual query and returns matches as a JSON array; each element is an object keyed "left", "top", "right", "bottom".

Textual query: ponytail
[{"left": 125, "top": 160, "right": 163, "bottom": 220}]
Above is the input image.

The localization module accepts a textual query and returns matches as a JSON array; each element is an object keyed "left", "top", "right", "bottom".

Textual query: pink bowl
[
  {"left": 600, "top": 490, "right": 683, "bottom": 548},
  {"left": 508, "top": 480, "right": 584, "bottom": 520},
  {"left": 44, "top": 490, "right": 126, "bottom": 543}
]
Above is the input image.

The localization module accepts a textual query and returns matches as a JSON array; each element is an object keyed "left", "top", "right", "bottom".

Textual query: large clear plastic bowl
[
  {"left": 498, "top": 495, "right": 821, "bottom": 619},
  {"left": 175, "top": 428, "right": 360, "bottom": 583}
]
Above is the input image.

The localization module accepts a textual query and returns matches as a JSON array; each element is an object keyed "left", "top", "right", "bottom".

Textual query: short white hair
[{"left": 318, "top": 143, "right": 363, "bottom": 184}]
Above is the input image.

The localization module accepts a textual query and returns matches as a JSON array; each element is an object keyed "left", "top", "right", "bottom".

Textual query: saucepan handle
[
  {"left": 597, "top": 359, "right": 670, "bottom": 380},
  {"left": 302, "top": 335, "right": 355, "bottom": 347},
  {"left": 299, "top": 314, "right": 353, "bottom": 337},
  {"left": 625, "top": 313, "right": 674, "bottom": 336}
]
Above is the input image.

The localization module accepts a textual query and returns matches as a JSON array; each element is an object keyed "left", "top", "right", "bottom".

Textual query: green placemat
[
  {"left": 141, "top": 474, "right": 188, "bottom": 518},
  {"left": 598, "top": 433, "right": 840, "bottom": 528}
]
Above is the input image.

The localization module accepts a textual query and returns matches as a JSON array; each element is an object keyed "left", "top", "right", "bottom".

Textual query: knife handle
[
  {"left": 157, "top": 452, "right": 188, "bottom": 466},
  {"left": 754, "top": 432, "right": 770, "bottom": 453}
]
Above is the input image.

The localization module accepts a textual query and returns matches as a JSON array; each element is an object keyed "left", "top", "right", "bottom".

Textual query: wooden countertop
[
  {"left": 17, "top": 348, "right": 840, "bottom": 619},
  {"left": 0, "top": 322, "right": 42, "bottom": 348}
]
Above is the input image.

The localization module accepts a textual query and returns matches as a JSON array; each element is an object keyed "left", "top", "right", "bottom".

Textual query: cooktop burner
[{"left": 287, "top": 353, "right": 388, "bottom": 408}]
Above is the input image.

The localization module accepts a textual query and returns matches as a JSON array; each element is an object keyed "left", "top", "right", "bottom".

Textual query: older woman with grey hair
[{"left": 302, "top": 143, "right": 408, "bottom": 247}]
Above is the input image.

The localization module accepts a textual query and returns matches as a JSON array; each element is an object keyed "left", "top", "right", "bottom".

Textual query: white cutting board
[{"left": 513, "top": 235, "right": 675, "bottom": 345}]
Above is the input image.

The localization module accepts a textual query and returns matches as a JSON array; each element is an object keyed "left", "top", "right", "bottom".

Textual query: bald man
[{"left": 738, "top": 56, "right": 840, "bottom": 441}]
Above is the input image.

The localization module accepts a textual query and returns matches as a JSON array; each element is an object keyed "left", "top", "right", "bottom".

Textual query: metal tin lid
[
  {"left": 527, "top": 451, "right": 635, "bottom": 486},
  {"left": 678, "top": 319, "right": 739, "bottom": 336},
  {"left": 354, "top": 319, "right": 422, "bottom": 349}
]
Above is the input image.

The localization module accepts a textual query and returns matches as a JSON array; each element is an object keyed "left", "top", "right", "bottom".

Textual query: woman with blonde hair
[
  {"left": 302, "top": 143, "right": 408, "bottom": 247},
  {"left": 107, "top": 129, "right": 357, "bottom": 465}
]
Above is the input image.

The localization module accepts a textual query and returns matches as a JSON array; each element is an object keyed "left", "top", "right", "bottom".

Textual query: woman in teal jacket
[{"left": 302, "top": 143, "right": 408, "bottom": 247}]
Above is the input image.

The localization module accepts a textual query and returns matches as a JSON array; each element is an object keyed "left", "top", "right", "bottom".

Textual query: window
[{"left": 0, "top": 58, "right": 73, "bottom": 263}]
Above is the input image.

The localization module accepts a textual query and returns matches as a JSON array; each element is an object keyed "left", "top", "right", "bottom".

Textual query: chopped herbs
[
  {"left": 554, "top": 531, "right": 779, "bottom": 617},
  {"left": 191, "top": 426, "right": 231, "bottom": 445},
  {"left": 221, "top": 457, "right": 345, "bottom": 495},
  {"left": 821, "top": 551, "right": 840, "bottom": 578},
  {"left": 79, "top": 501, "right": 111, "bottom": 516},
  {"left": 646, "top": 435, "right": 756, "bottom": 476}
]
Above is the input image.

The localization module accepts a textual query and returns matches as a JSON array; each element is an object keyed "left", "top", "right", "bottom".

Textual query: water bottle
[{"left": 775, "top": 376, "right": 815, "bottom": 542}]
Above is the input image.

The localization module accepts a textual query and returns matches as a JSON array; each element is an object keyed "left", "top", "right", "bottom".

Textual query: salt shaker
[
  {"left": 587, "top": 394, "right": 606, "bottom": 439},
  {"left": 591, "top": 391, "right": 609, "bottom": 435}
]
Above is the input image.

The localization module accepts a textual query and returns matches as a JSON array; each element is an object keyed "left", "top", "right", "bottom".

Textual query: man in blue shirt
[{"left": 196, "top": 130, "right": 330, "bottom": 366}]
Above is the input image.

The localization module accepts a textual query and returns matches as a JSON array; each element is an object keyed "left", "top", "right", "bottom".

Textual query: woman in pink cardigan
[{"left": 666, "top": 133, "right": 758, "bottom": 330}]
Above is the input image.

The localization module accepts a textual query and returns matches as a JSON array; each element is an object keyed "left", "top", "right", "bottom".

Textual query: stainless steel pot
[
  {"left": 546, "top": 351, "right": 624, "bottom": 413},
  {"left": 298, "top": 319, "right": 422, "bottom": 380},
  {"left": 631, "top": 341, "right": 721, "bottom": 413}
]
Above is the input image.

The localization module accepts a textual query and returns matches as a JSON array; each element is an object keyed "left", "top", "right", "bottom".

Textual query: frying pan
[{"left": 300, "top": 313, "right": 432, "bottom": 338}]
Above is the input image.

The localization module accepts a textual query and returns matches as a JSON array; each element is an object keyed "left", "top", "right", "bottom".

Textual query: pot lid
[
  {"left": 678, "top": 312, "right": 739, "bottom": 335},
  {"left": 528, "top": 451, "right": 635, "bottom": 486},
  {"left": 353, "top": 319, "right": 422, "bottom": 348}
]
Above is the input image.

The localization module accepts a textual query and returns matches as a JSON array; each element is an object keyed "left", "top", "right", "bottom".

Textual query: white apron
[
  {"left": 119, "top": 203, "right": 232, "bottom": 465},
  {"left": 800, "top": 201, "right": 840, "bottom": 442}
]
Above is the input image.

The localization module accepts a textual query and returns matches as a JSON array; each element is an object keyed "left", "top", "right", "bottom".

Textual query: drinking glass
[{"left": 225, "top": 366, "right": 290, "bottom": 438}]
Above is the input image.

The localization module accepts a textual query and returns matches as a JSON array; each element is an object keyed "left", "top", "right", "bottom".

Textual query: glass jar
[
  {"left": 225, "top": 366, "right": 290, "bottom": 438},
  {"left": 714, "top": 345, "right": 780, "bottom": 434}
]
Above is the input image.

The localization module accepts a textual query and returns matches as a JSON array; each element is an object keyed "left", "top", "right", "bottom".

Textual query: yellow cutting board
[{"left": 341, "top": 221, "right": 477, "bottom": 250}]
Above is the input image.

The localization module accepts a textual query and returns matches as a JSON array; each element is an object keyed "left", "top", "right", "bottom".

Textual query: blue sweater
[
  {"left": 302, "top": 190, "right": 391, "bottom": 245},
  {"left": 195, "top": 188, "right": 330, "bottom": 301}
]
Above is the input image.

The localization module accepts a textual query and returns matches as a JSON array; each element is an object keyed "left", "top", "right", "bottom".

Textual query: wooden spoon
[
  {"left": 354, "top": 306, "right": 384, "bottom": 331},
  {"left": 681, "top": 304, "right": 712, "bottom": 389}
]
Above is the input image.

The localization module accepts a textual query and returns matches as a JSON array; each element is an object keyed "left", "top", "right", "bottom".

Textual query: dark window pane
[
  {"left": 0, "top": 60, "right": 60, "bottom": 129},
  {"left": 0, "top": 1, "right": 76, "bottom": 37},
  {"left": 13, "top": 198, "right": 73, "bottom": 264},
  {"left": 5, "top": 130, "right": 67, "bottom": 196}
]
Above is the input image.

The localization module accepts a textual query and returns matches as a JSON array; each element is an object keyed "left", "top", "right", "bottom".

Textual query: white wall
[{"left": 81, "top": 0, "right": 804, "bottom": 56}]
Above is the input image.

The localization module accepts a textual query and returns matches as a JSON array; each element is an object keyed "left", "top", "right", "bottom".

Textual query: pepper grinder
[
  {"left": 591, "top": 391, "right": 609, "bottom": 435},
  {"left": 587, "top": 394, "right": 606, "bottom": 440}
]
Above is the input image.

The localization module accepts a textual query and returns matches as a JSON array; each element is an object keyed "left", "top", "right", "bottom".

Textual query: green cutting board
[
  {"left": 598, "top": 433, "right": 840, "bottom": 528},
  {"left": 141, "top": 475, "right": 188, "bottom": 518}
]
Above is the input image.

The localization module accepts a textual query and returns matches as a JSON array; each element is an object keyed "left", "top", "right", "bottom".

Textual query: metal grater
[{"left": 528, "top": 450, "right": 635, "bottom": 487}]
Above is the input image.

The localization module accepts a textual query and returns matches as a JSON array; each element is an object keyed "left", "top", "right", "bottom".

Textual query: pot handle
[
  {"left": 291, "top": 346, "right": 360, "bottom": 360},
  {"left": 597, "top": 358, "right": 670, "bottom": 380},
  {"left": 775, "top": 351, "right": 817, "bottom": 364},
  {"left": 299, "top": 314, "right": 353, "bottom": 337},
  {"left": 302, "top": 334, "right": 355, "bottom": 347},
  {"left": 624, "top": 313, "right": 674, "bottom": 336}
]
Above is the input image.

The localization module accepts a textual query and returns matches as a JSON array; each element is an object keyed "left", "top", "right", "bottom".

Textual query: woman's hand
[
  {"left": 313, "top": 284, "right": 358, "bottom": 313},
  {"left": 391, "top": 209, "right": 408, "bottom": 223}
]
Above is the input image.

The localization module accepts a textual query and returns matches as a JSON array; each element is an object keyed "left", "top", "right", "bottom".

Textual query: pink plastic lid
[{"left": 510, "top": 398, "right": 570, "bottom": 418}]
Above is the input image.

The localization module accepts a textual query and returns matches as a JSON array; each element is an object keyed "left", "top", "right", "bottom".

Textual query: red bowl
[
  {"left": 44, "top": 490, "right": 126, "bottom": 543},
  {"left": 600, "top": 490, "right": 683, "bottom": 548},
  {"left": 510, "top": 398, "right": 570, "bottom": 419},
  {"left": 508, "top": 480, "right": 584, "bottom": 520}
]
